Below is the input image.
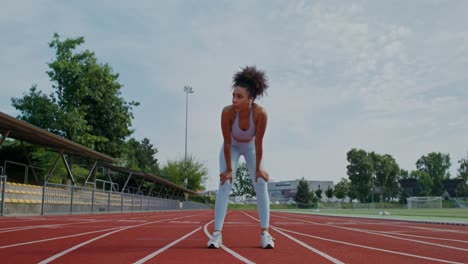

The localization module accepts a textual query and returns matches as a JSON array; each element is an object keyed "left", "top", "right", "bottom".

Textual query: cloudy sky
[{"left": 1, "top": 0, "right": 467, "bottom": 190}]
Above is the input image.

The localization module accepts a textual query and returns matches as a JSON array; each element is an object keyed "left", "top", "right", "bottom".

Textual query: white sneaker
[
  {"left": 207, "top": 231, "right": 222, "bottom": 248},
  {"left": 261, "top": 231, "right": 275, "bottom": 249}
]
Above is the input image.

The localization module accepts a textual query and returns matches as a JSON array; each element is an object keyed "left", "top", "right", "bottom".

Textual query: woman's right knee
[{"left": 218, "top": 182, "right": 233, "bottom": 195}]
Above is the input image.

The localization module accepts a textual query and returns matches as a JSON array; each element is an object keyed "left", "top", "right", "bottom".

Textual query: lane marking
[
  {"left": 241, "top": 212, "right": 344, "bottom": 264},
  {"left": 272, "top": 227, "right": 344, "bottom": 264},
  {"left": 117, "top": 220, "right": 147, "bottom": 223},
  {"left": 383, "top": 223, "right": 468, "bottom": 235},
  {"left": 169, "top": 221, "right": 200, "bottom": 224},
  {"left": 370, "top": 230, "right": 468, "bottom": 244},
  {"left": 274, "top": 226, "right": 463, "bottom": 264},
  {"left": 0, "top": 227, "right": 121, "bottom": 249},
  {"left": 0, "top": 212, "right": 185, "bottom": 233},
  {"left": 279, "top": 212, "right": 468, "bottom": 234},
  {"left": 37, "top": 212, "right": 210, "bottom": 264},
  {"left": 133, "top": 226, "right": 201, "bottom": 264},
  {"left": 0, "top": 217, "right": 137, "bottom": 233},
  {"left": 203, "top": 219, "right": 255, "bottom": 264},
  {"left": 273, "top": 222, "right": 305, "bottom": 225},
  {"left": 272, "top": 213, "right": 468, "bottom": 252}
]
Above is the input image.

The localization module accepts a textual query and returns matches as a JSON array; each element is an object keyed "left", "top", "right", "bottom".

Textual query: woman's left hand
[{"left": 256, "top": 169, "right": 269, "bottom": 182}]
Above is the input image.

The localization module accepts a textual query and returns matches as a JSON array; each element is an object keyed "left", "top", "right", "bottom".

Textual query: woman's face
[{"left": 232, "top": 86, "right": 252, "bottom": 112}]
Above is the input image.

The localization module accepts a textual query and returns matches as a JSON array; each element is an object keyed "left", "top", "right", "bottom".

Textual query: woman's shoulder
[
  {"left": 222, "top": 105, "right": 235, "bottom": 119},
  {"left": 222, "top": 105, "right": 234, "bottom": 113},
  {"left": 253, "top": 103, "right": 267, "bottom": 123},
  {"left": 253, "top": 103, "right": 267, "bottom": 116}
]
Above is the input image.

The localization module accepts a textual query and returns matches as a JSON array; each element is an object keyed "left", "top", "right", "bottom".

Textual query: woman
[{"left": 207, "top": 66, "right": 274, "bottom": 249}]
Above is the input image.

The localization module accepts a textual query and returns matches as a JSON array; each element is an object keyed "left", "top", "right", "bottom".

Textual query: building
[{"left": 268, "top": 179, "right": 334, "bottom": 203}]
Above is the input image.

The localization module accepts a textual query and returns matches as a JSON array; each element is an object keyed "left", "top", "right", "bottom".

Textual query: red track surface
[{"left": 0, "top": 210, "right": 467, "bottom": 263}]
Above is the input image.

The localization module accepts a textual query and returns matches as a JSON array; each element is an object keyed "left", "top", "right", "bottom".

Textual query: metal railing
[
  {"left": 0, "top": 167, "right": 6, "bottom": 216},
  {"left": 95, "top": 179, "right": 119, "bottom": 192},
  {"left": 40, "top": 182, "right": 208, "bottom": 215}
]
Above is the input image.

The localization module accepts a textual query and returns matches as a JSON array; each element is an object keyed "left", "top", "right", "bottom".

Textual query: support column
[
  {"left": 83, "top": 161, "right": 98, "bottom": 187},
  {"left": 121, "top": 173, "right": 133, "bottom": 194},
  {"left": 42, "top": 151, "right": 63, "bottom": 216},
  {"left": 20, "top": 142, "right": 40, "bottom": 184},
  {"left": 136, "top": 178, "right": 145, "bottom": 195},
  {"left": 62, "top": 154, "right": 76, "bottom": 186},
  {"left": 0, "top": 130, "right": 10, "bottom": 150}
]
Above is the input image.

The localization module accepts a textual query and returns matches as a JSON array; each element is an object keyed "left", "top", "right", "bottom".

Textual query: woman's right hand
[{"left": 220, "top": 170, "right": 233, "bottom": 185}]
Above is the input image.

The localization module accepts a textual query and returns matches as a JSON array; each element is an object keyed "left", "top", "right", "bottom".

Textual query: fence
[
  {"left": 0, "top": 168, "right": 6, "bottom": 216},
  {"left": 0, "top": 179, "right": 209, "bottom": 216},
  {"left": 40, "top": 182, "right": 209, "bottom": 215}
]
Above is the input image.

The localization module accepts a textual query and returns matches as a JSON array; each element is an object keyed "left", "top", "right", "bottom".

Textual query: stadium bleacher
[{"left": 398, "top": 178, "right": 423, "bottom": 196}]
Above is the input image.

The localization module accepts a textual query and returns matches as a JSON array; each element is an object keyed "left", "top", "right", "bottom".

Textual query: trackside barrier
[
  {"left": 41, "top": 182, "right": 209, "bottom": 215},
  {"left": 182, "top": 201, "right": 211, "bottom": 210},
  {"left": 0, "top": 167, "right": 6, "bottom": 216}
]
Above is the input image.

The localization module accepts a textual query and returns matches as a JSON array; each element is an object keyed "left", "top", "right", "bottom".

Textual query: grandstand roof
[
  {"left": 443, "top": 178, "right": 465, "bottom": 197},
  {"left": 398, "top": 178, "right": 423, "bottom": 196},
  {"left": 0, "top": 112, "right": 117, "bottom": 163},
  {"left": 105, "top": 164, "right": 197, "bottom": 195}
]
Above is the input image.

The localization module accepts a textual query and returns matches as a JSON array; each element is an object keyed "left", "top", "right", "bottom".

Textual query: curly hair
[{"left": 232, "top": 66, "right": 268, "bottom": 99}]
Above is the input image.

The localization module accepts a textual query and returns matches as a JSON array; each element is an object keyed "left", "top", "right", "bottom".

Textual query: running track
[{"left": 0, "top": 210, "right": 467, "bottom": 263}]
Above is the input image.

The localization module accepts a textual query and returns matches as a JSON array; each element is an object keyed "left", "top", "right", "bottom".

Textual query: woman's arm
[
  {"left": 220, "top": 106, "right": 233, "bottom": 184},
  {"left": 254, "top": 106, "right": 269, "bottom": 182}
]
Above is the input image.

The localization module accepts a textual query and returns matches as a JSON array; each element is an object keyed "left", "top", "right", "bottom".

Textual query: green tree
[
  {"left": 410, "top": 170, "right": 432, "bottom": 196},
  {"left": 123, "top": 138, "right": 159, "bottom": 174},
  {"left": 11, "top": 33, "right": 139, "bottom": 157},
  {"left": 325, "top": 186, "right": 334, "bottom": 199},
  {"left": 315, "top": 188, "right": 323, "bottom": 200},
  {"left": 456, "top": 152, "right": 468, "bottom": 197},
  {"left": 398, "top": 169, "right": 410, "bottom": 180},
  {"left": 295, "top": 177, "right": 315, "bottom": 208},
  {"left": 334, "top": 178, "right": 349, "bottom": 201},
  {"left": 458, "top": 152, "right": 468, "bottom": 183},
  {"left": 159, "top": 155, "right": 207, "bottom": 191},
  {"left": 416, "top": 152, "right": 451, "bottom": 196},
  {"left": 346, "top": 148, "right": 373, "bottom": 202},
  {"left": 371, "top": 153, "right": 400, "bottom": 202},
  {"left": 233, "top": 162, "right": 255, "bottom": 198},
  {"left": 11, "top": 85, "right": 61, "bottom": 134}
]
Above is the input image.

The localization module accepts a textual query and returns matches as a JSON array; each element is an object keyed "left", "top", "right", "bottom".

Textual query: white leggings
[{"left": 214, "top": 139, "right": 270, "bottom": 231}]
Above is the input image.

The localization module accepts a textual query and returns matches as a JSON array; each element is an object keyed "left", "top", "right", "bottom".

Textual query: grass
[
  {"left": 224, "top": 203, "right": 468, "bottom": 223},
  {"left": 274, "top": 208, "right": 468, "bottom": 223},
  {"left": 227, "top": 203, "right": 297, "bottom": 210}
]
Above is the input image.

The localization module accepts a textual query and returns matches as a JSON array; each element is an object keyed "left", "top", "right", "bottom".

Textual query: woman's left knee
[{"left": 254, "top": 179, "right": 268, "bottom": 191}]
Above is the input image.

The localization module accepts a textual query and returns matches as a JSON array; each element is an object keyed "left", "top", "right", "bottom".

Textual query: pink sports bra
[{"left": 231, "top": 109, "right": 256, "bottom": 141}]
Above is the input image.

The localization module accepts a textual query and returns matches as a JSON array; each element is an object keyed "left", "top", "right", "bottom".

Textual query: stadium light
[{"left": 184, "top": 85, "right": 194, "bottom": 189}]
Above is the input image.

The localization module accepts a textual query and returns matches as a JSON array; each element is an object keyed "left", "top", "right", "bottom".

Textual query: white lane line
[
  {"left": 133, "top": 226, "right": 201, "bottom": 264},
  {"left": 117, "top": 220, "right": 147, "bottom": 223},
  {"left": 272, "top": 214, "right": 468, "bottom": 252},
  {"left": 0, "top": 213, "right": 180, "bottom": 233},
  {"left": 371, "top": 230, "right": 468, "bottom": 244},
  {"left": 0, "top": 224, "right": 87, "bottom": 233},
  {"left": 203, "top": 219, "right": 255, "bottom": 264},
  {"left": 169, "top": 221, "right": 200, "bottom": 224},
  {"left": 283, "top": 212, "right": 468, "bottom": 234},
  {"left": 383, "top": 223, "right": 468, "bottom": 235},
  {"left": 272, "top": 227, "right": 344, "bottom": 264},
  {"left": 273, "top": 222, "right": 305, "bottom": 225},
  {"left": 37, "top": 212, "right": 209, "bottom": 264},
  {"left": 0, "top": 227, "right": 121, "bottom": 249},
  {"left": 241, "top": 212, "right": 344, "bottom": 264},
  {"left": 0, "top": 217, "right": 129, "bottom": 233},
  {"left": 274, "top": 226, "right": 463, "bottom": 264}
]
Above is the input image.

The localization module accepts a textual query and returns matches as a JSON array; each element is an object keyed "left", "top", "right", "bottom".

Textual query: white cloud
[{"left": 1, "top": 0, "right": 467, "bottom": 189}]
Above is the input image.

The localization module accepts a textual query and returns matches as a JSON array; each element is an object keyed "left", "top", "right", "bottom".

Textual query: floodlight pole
[
  {"left": 184, "top": 85, "right": 194, "bottom": 189},
  {"left": 371, "top": 174, "right": 374, "bottom": 208}
]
